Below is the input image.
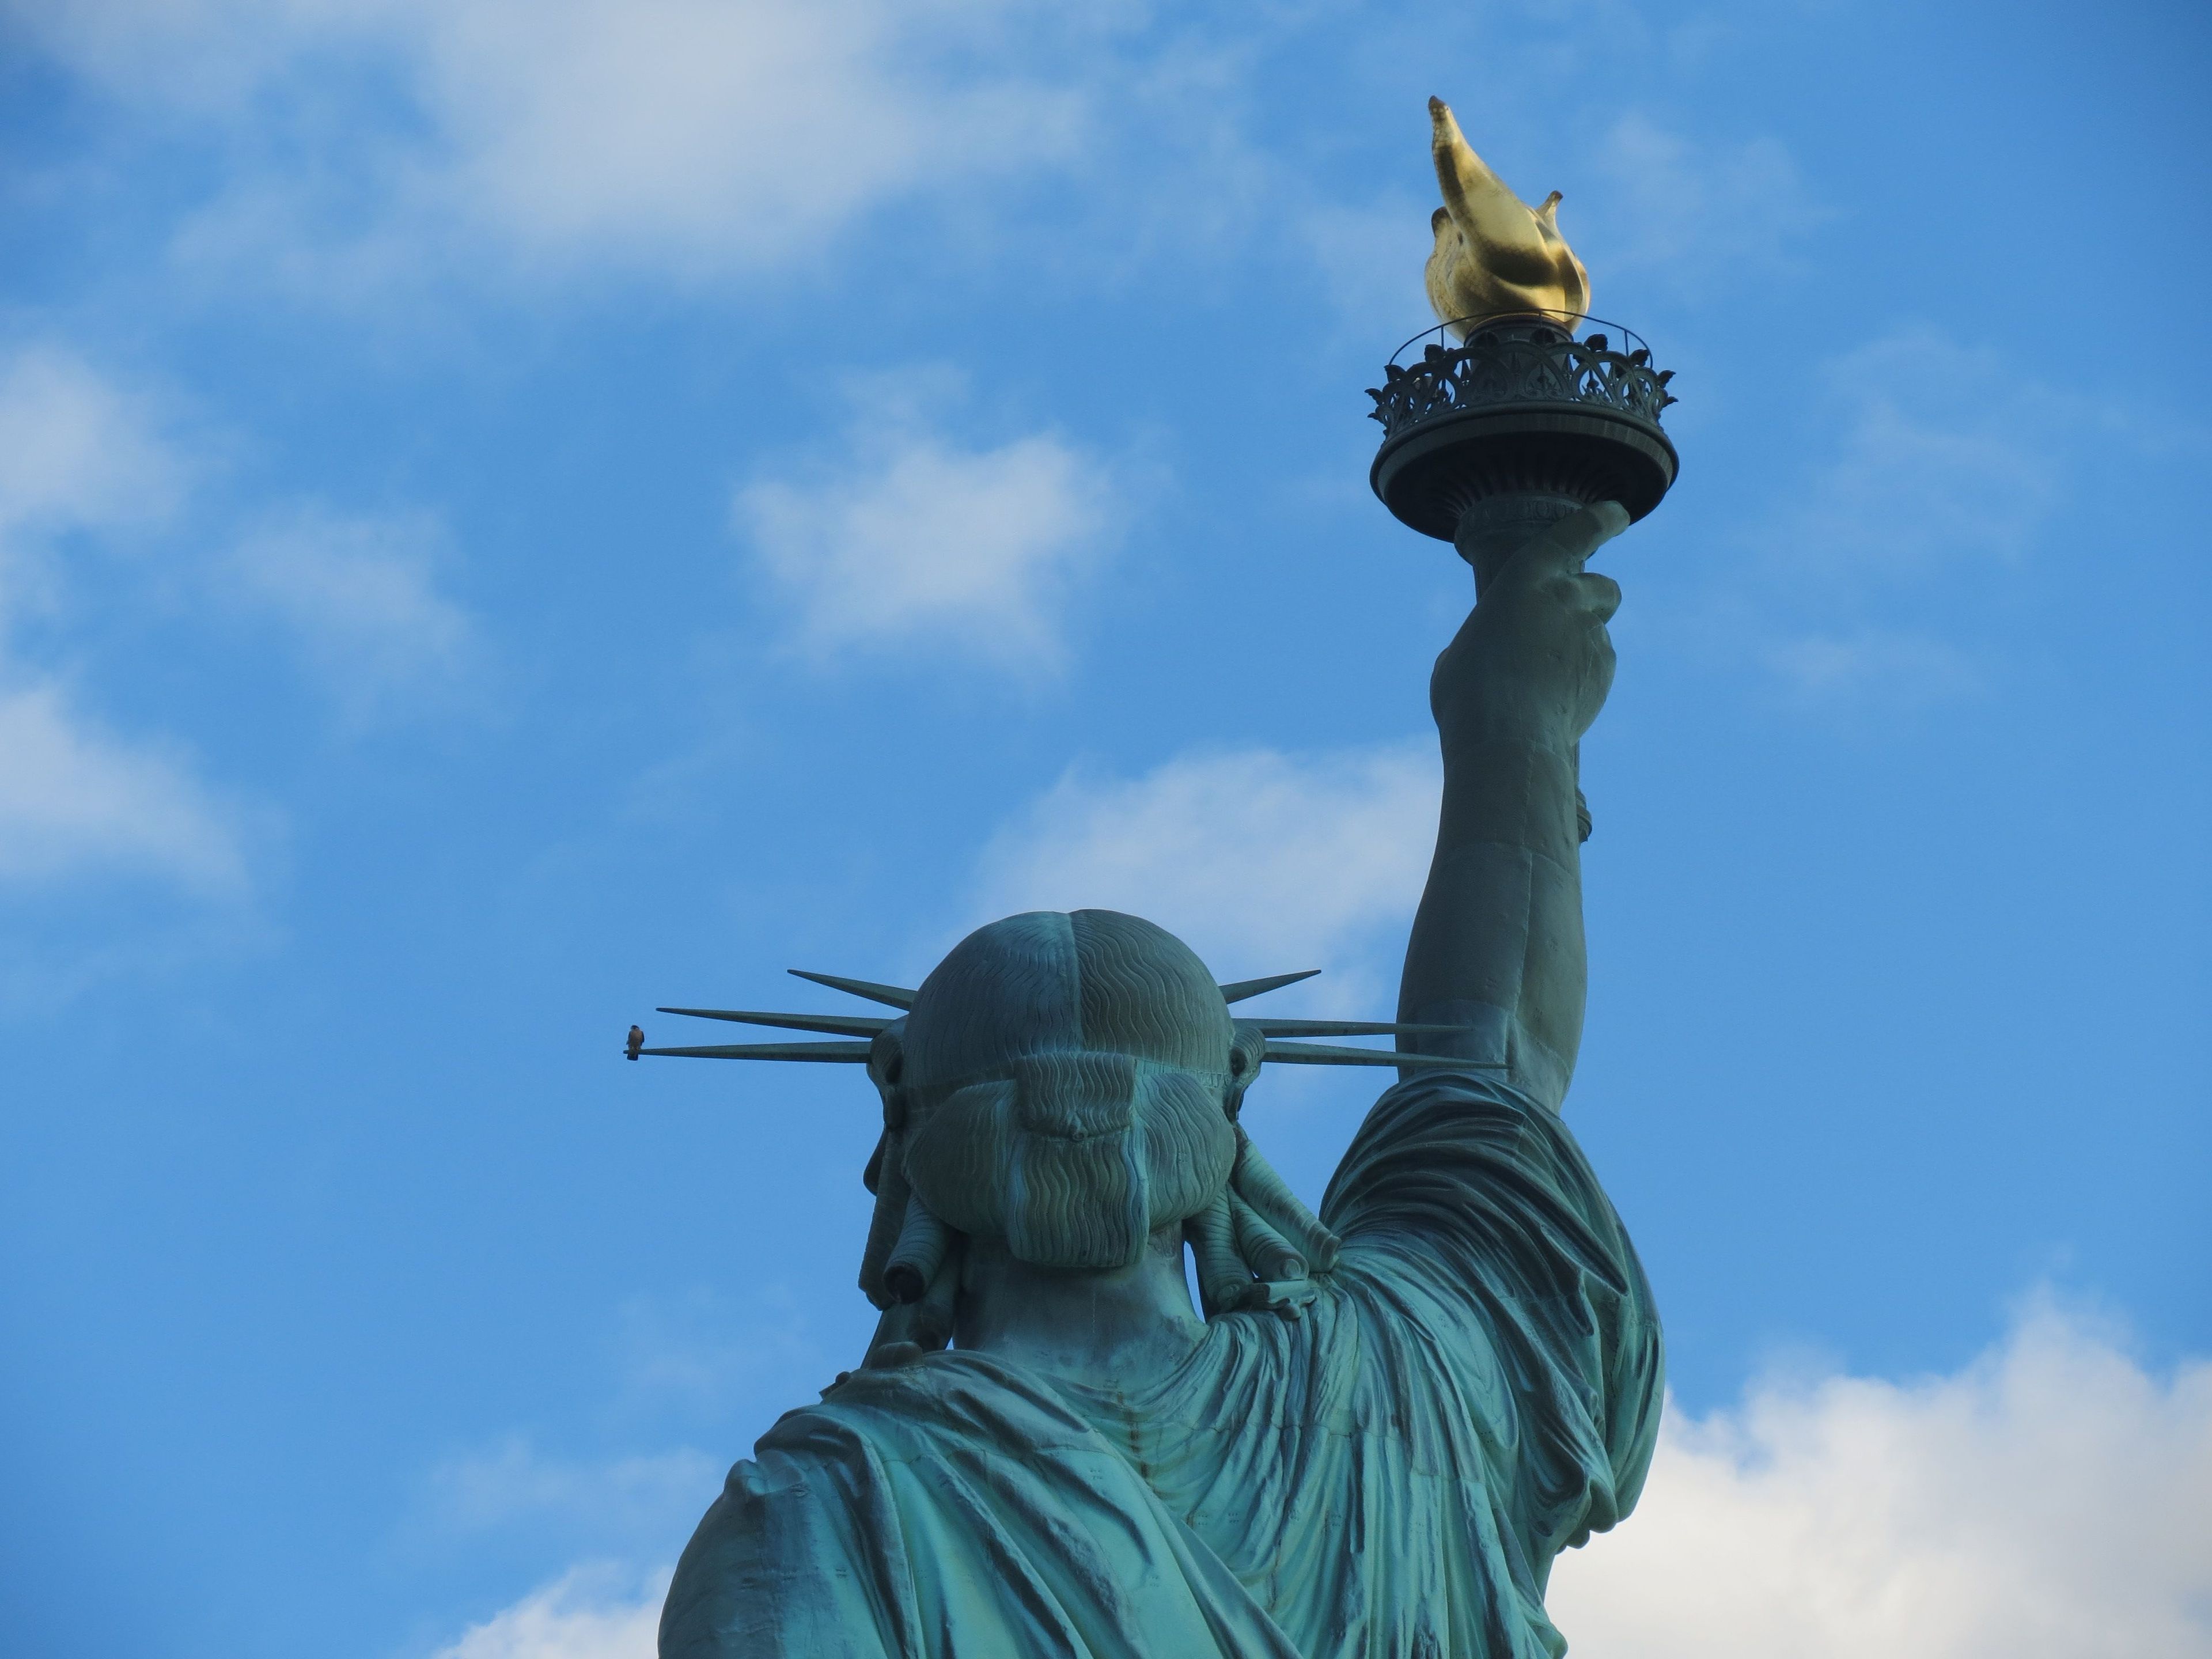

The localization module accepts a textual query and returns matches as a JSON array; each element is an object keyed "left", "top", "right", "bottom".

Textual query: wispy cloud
[
  {"left": 612, "top": 1284, "right": 847, "bottom": 1416},
  {"left": 1294, "top": 192, "right": 1437, "bottom": 338},
  {"left": 968, "top": 741, "right": 1440, "bottom": 1006},
  {"left": 1549, "top": 1298, "right": 2212, "bottom": 1658},
  {"left": 1760, "top": 626, "right": 1983, "bottom": 709},
  {"left": 428, "top": 1437, "right": 718, "bottom": 1543},
  {"left": 1784, "top": 326, "right": 2073, "bottom": 577},
  {"left": 0, "top": 343, "right": 244, "bottom": 892},
  {"left": 0, "top": 339, "right": 491, "bottom": 896},
  {"left": 1586, "top": 112, "right": 1830, "bottom": 300},
  {"left": 226, "top": 504, "right": 482, "bottom": 725},
  {"left": 1654, "top": 324, "right": 2088, "bottom": 712},
  {"left": 22, "top": 0, "right": 1100, "bottom": 292},
  {"left": 0, "top": 680, "right": 245, "bottom": 891},
  {"left": 737, "top": 385, "right": 1118, "bottom": 673},
  {"left": 0, "top": 344, "right": 188, "bottom": 554},
  {"left": 16, "top": 2, "right": 1358, "bottom": 313},
  {"left": 396, "top": 0, "right": 1082, "bottom": 275}
]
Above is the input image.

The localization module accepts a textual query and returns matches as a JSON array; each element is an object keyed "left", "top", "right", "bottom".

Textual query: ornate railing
[{"left": 1366, "top": 314, "right": 1676, "bottom": 440}]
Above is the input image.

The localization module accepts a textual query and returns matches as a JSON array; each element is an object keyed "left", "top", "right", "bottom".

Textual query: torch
[{"left": 1369, "top": 99, "right": 1679, "bottom": 596}]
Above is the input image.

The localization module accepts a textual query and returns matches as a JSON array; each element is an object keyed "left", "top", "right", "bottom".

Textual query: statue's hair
[
  {"left": 900, "top": 910, "right": 1232, "bottom": 1086},
  {"left": 854, "top": 911, "right": 1342, "bottom": 1368}
]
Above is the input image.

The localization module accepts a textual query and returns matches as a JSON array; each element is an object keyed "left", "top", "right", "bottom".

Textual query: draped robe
[{"left": 661, "top": 1070, "right": 1664, "bottom": 1658}]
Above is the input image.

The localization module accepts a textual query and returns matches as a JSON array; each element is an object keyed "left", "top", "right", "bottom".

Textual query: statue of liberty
[{"left": 643, "top": 101, "right": 1669, "bottom": 1659}]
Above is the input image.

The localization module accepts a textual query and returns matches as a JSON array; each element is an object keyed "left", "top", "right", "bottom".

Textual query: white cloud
[
  {"left": 1587, "top": 112, "right": 1829, "bottom": 297},
  {"left": 1761, "top": 626, "right": 1982, "bottom": 707},
  {"left": 227, "top": 505, "right": 479, "bottom": 722},
  {"left": 1675, "top": 325, "right": 2082, "bottom": 710},
  {"left": 0, "top": 345, "right": 187, "bottom": 552},
  {"left": 13, "top": 2, "right": 1331, "bottom": 309},
  {"left": 1295, "top": 193, "right": 1437, "bottom": 339},
  {"left": 16, "top": 1, "right": 1594, "bottom": 325},
  {"left": 1789, "top": 327, "right": 2070, "bottom": 576},
  {"left": 612, "top": 1284, "right": 847, "bottom": 1416},
  {"left": 1548, "top": 1300, "right": 2212, "bottom": 1658},
  {"left": 432, "top": 1566, "right": 664, "bottom": 1659},
  {"left": 969, "top": 741, "right": 1439, "bottom": 995},
  {"left": 0, "top": 345, "right": 245, "bottom": 892},
  {"left": 5, "top": 0, "right": 367, "bottom": 113},
  {"left": 737, "top": 400, "right": 1116, "bottom": 672},
  {"left": 0, "top": 342, "right": 486, "bottom": 895},
  {"left": 429, "top": 1437, "right": 718, "bottom": 1540},
  {"left": 19, "top": 0, "right": 1097, "bottom": 286},
  {"left": 0, "top": 680, "right": 246, "bottom": 890},
  {"left": 400, "top": 0, "right": 1080, "bottom": 275},
  {"left": 0, "top": 343, "right": 484, "bottom": 897}
]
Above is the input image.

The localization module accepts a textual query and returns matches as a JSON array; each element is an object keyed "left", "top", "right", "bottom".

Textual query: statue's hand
[{"left": 1431, "top": 502, "right": 1627, "bottom": 755}]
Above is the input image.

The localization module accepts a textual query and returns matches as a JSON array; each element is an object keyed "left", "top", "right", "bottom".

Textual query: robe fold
[{"left": 662, "top": 1070, "right": 1663, "bottom": 1658}]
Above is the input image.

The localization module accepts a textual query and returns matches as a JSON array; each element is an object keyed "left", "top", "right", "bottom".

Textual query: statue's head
[
  {"left": 634, "top": 909, "right": 1449, "bottom": 1355},
  {"left": 883, "top": 910, "right": 1246, "bottom": 1271}
]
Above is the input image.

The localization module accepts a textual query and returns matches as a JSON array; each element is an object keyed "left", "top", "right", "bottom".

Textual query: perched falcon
[{"left": 626, "top": 1024, "right": 645, "bottom": 1061}]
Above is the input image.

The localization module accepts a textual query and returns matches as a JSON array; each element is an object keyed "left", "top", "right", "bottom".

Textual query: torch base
[{"left": 1366, "top": 316, "right": 1680, "bottom": 588}]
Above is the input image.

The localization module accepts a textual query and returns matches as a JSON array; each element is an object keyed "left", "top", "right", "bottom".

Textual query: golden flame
[{"left": 1423, "top": 97, "right": 1591, "bottom": 338}]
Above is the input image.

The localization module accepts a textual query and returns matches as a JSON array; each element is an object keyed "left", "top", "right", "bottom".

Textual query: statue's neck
[{"left": 953, "top": 1226, "right": 1204, "bottom": 1391}]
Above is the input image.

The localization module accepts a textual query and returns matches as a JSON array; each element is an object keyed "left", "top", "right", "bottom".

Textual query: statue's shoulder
[
  {"left": 757, "top": 1348, "right": 1112, "bottom": 1471},
  {"left": 1331, "top": 1066, "right": 1595, "bottom": 1210},
  {"left": 666, "top": 1344, "right": 1290, "bottom": 1658}
]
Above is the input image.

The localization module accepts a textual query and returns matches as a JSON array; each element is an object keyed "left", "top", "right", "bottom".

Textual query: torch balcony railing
[{"left": 1368, "top": 312, "right": 1676, "bottom": 440}]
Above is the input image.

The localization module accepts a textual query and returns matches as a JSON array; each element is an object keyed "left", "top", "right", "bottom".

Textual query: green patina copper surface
[
  {"left": 664, "top": 1070, "right": 1658, "bottom": 1657},
  {"left": 649, "top": 503, "right": 1662, "bottom": 1657}
]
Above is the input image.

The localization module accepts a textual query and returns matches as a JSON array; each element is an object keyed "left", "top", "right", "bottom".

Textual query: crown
[{"left": 631, "top": 965, "right": 1479, "bottom": 1070}]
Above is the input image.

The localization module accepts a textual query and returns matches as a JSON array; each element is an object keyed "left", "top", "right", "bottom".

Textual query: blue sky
[{"left": 2, "top": 3, "right": 2207, "bottom": 1656}]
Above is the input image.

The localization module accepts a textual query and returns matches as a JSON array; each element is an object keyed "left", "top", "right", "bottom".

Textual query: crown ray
[
  {"left": 1248, "top": 1019, "right": 1463, "bottom": 1037},
  {"left": 658, "top": 1007, "right": 892, "bottom": 1036},
  {"left": 1218, "top": 969, "right": 1321, "bottom": 1003},
  {"left": 1262, "top": 1040, "right": 1495, "bottom": 1068},
  {"left": 787, "top": 969, "right": 916, "bottom": 1009},
  {"left": 638, "top": 1041, "right": 876, "bottom": 1062}
]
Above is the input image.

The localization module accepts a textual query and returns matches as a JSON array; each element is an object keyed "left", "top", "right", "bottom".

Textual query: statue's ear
[
  {"left": 1225, "top": 1021, "right": 1268, "bottom": 1120},
  {"left": 858, "top": 1022, "right": 911, "bottom": 1308},
  {"left": 868, "top": 1020, "right": 907, "bottom": 1131}
]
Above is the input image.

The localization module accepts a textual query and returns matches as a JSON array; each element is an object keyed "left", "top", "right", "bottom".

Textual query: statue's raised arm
[{"left": 1397, "top": 501, "right": 1628, "bottom": 1111}]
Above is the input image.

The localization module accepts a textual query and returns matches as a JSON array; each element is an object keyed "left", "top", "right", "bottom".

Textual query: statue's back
[{"left": 661, "top": 1067, "right": 1661, "bottom": 1658}]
